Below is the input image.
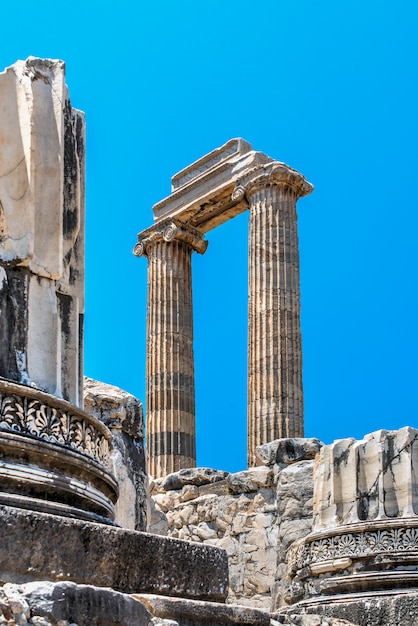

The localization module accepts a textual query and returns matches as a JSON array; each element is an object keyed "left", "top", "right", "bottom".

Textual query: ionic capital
[
  {"left": 133, "top": 219, "right": 208, "bottom": 258},
  {"left": 238, "top": 161, "right": 314, "bottom": 200}
]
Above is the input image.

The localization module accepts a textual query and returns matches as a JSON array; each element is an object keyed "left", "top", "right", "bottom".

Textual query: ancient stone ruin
[
  {"left": 0, "top": 57, "right": 417, "bottom": 626},
  {"left": 134, "top": 138, "right": 312, "bottom": 476}
]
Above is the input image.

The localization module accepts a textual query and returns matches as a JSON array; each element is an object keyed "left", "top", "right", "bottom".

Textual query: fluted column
[
  {"left": 134, "top": 220, "right": 207, "bottom": 478},
  {"left": 245, "top": 163, "right": 313, "bottom": 466}
]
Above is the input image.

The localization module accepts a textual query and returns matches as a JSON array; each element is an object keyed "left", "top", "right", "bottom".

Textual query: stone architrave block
[{"left": 152, "top": 138, "right": 272, "bottom": 231}]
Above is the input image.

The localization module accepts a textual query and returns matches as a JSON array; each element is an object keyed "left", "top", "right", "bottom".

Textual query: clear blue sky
[{"left": 2, "top": 1, "right": 417, "bottom": 472}]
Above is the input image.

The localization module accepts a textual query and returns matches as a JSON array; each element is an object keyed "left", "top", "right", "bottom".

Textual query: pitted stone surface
[
  {"left": 150, "top": 466, "right": 278, "bottom": 609},
  {"left": 84, "top": 377, "right": 147, "bottom": 531},
  {"left": 135, "top": 594, "right": 271, "bottom": 626},
  {"left": 277, "top": 615, "right": 357, "bottom": 626},
  {"left": 284, "top": 591, "right": 418, "bottom": 626},
  {"left": 150, "top": 450, "right": 317, "bottom": 611},
  {"left": 0, "top": 505, "right": 228, "bottom": 602},
  {"left": 159, "top": 468, "right": 229, "bottom": 491},
  {"left": 0, "top": 57, "right": 85, "bottom": 407},
  {"left": 4, "top": 581, "right": 151, "bottom": 626},
  {"left": 255, "top": 439, "right": 323, "bottom": 467}
]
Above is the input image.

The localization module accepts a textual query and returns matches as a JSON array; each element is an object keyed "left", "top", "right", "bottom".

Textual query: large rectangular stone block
[{"left": 0, "top": 505, "right": 228, "bottom": 602}]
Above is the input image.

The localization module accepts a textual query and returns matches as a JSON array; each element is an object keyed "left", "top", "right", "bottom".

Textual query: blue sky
[{"left": 2, "top": 0, "right": 417, "bottom": 472}]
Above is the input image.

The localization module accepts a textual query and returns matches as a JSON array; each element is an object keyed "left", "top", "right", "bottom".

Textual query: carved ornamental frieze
[
  {"left": 285, "top": 427, "right": 418, "bottom": 603},
  {"left": 0, "top": 380, "right": 111, "bottom": 467},
  {"left": 289, "top": 520, "right": 418, "bottom": 574},
  {"left": 0, "top": 380, "right": 117, "bottom": 523}
]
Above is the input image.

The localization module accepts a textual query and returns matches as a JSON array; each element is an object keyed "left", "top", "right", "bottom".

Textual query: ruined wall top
[{"left": 0, "top": 58, "right": 85, "bottom": 405}]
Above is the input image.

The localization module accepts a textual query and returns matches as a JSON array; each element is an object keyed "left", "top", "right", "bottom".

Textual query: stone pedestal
[
  {"left": 286, "top": 427, "right": 418, "bottom": 606},
  {"left": 0, "top": 380, "right": 117, "bottom": 522},
  {"left": 245, "top": 164, "right": 312, "bottom": 466},
  {"left": 134, "top": 220, "right": 207, "bottom": 478}
]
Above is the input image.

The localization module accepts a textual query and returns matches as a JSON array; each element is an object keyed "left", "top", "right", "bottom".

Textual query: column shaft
[
  {"left": 248, "top": 184, "right": 303, "bottom": 465},
  {"left": 146, "top": 239, "right": 196, "bottom": 477}
]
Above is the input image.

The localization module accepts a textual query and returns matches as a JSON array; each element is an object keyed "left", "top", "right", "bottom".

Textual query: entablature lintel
[{"left": 150, "top": 145, "right": 313, "bottom": 234}]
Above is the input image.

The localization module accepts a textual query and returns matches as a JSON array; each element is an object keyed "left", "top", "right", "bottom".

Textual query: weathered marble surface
[
  {"left": 274, "top": 460, "right": 317, "bottom": 609},
  {"left": 0, "top": 581, "right": 151, "bottom": 626},
  {"left": 0, "top": 505, "right": 228, "bottom": 602},
  {"left": 287, "top": 427, "right": 418, "bottom": 606},
  {"left": 277, "top": 616, "right": 357, "bottom": 626},
  {"left": 313, "top": 426, "right": 418, "bottom": 530},
  {"left": 0, "top": 379, "right": 117, "bottom": 523},
  {"left": 134, "top": 594, "right": 271, "bottom": 626},
  {"left": 283, "top": 592, "right": 418, "bottom": 626},
  {"left": 152, "top": 138, "right": 268, "bottom": 231},
  {"left": 256, "top": 438, "right": 323, "bottom": 467},
  {"left": 0, "top": 58, "right": 84, "bottom": 406},
  {"left": 84, "top": 377, "right": 147, "bottom": 531}
]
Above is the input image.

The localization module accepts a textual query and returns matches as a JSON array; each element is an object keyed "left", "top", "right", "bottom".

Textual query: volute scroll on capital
[
  {"left": 133, "top": 219, "right": 208, "bottom": 258},
  {"left": 237, "top": 161, "right": 314, "bottom": 200}
]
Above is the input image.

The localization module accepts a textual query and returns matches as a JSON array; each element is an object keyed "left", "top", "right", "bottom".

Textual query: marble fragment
[{"left": 0, "top": 58, "right": 84, "bottom": 406}]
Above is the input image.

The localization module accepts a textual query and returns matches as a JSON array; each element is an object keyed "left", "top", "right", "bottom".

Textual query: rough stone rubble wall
[{"left": 149, "top": 439, "right": 322, "bottom": 610}]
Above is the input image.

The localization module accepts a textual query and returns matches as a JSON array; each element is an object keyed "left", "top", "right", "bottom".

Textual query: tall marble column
[
  {"left": 245, "top": 164, "right": 313, "bottom": 466},
  {"left": 134, "top": 220, "right": 207, "bottom": 478}
]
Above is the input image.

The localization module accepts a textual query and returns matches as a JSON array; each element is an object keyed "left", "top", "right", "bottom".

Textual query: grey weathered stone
[
  {"left": 255, "top": 439, "right": 323, "bottom": 467},
  {"left": 0, "top": 58, "right": 85, "bottom": 408},
  {"left": 274, "top": 460, "right": 315, "bottom": 610},
  {"left": 0, "top": 379, "right": 118, "bottom": 524},
  {"left": 21, "top": 581, "right": 151, "bottom": 626},
  {"left": 278, "top": 615, "right": 357, "bottom": 626},
  {"left": 286, "top": 428, "right": 418, "bottom": 606},
  {"left": 84, "top": 377, "right": 147, "bottom": 531},
  {"left": 227, "top": 468, "right": 273, "bottom": 494},
  {"left": 284, "top": 591, "right": 418, "bottom": 625},
  {"left": 135, "top": 594, "right": 271, "bottom": 626},
  {"left": 148, "top": 497, "right": 169, "bottom": 535},
  {"left": 0, "top": 60, "right": 118, "bottom": 527},
  {"left": 161, "top": 468, "right": 229, "bottom": 491},
  {"left": 0, "top": 505, "right": 228, "bottom": 602}
]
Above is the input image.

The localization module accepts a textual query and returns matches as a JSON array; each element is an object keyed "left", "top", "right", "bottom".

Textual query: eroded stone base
[
  {"left": 134, "top": 594, "right": 270, "bottom": 626},
  {"left": 281, "top": 590, "right": 418, "bottom": 626},
  {"left": 0, "top": 505, "right": 228, "bottom": 602}
]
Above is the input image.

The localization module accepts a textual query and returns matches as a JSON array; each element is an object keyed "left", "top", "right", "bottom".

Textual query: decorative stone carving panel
[{"left": 0, "top": 380, "right": 117, "bottom": 522}]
